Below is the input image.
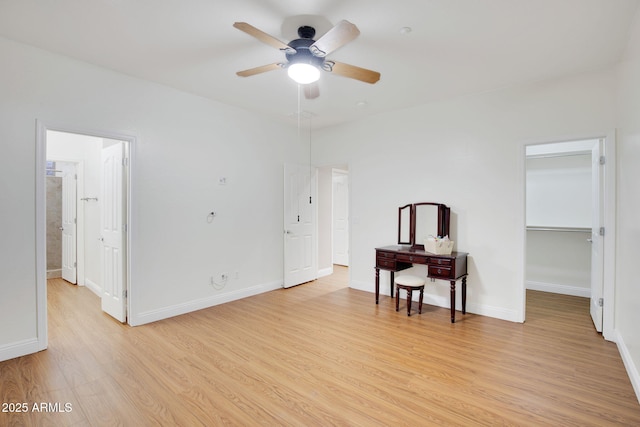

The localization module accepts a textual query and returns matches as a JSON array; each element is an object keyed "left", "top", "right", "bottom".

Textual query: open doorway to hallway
[
  {"left": 317, "top": 165, "right": 350, "bottom": 280},
  {"left": 37, "top": 125, "right": 133, "bottom": 329}
]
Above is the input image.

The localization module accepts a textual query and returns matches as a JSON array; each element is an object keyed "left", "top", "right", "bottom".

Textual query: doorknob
[
  {"left": 285, "top": 230, "right": 293, "bottom": 235},
  {"left": 587, "top": 238, "right": 593, "bottom": 243},
  {"left": 98, "top": 237, "right": 104, "bottom": 242},
  {"left": 59, "top": 227, "right": 64, "bottom": 231}
]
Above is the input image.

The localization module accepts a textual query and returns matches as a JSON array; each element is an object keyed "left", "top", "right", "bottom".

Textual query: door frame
[
  {"left": 520, "top": 130, "right": 616, "bottom": 341},
  {"left": 35, "top": 120, "right": 135, "bottom": 350}
]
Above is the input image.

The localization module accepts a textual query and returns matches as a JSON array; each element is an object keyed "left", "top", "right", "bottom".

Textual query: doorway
[
  {"left": 315, "top": 165, "right": 350, "bottom": 280},
  {"left": 523, "top": 133, "right": 616, "bottom": 339},
  {"left": 36, "top": 123, "right": 133, "bottom": 348}
]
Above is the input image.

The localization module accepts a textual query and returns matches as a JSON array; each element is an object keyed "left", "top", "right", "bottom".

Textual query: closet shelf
[{"left": 526, "top": 226, "right": 591, "bottom": 233}]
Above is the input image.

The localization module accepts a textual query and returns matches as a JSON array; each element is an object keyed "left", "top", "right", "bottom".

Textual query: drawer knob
[{"left": 437, "top": 268, "right": 442, "bottom": 274}]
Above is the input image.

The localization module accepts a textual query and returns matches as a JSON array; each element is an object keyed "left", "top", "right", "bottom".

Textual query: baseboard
[
  {"left": 0, "top": 338, "right": 45, "bottom": 362},
  {"left": 84, "top": 278, "right": 102, "bottom": 297},
  {"left": 317, "top": 266, "right": 334, "bottom": 278},
  {"left": 615, "top": 329, "right": 640, "bottom": 404},
  {"left": 46, "top": 269, "right": 61, "bottom": 279},
  {"left": 350, "top": 280, "right": 521, "bottom": 323},
  {"left": 130, "top": 279, "right": 283, "bottom": 326},
  {"left": 526, "top": 280, "right": 591, "bottom": 298}
]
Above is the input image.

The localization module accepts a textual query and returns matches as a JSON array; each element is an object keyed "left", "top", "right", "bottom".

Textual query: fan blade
[
  {"left": 236, "top": 63, "right": 283, "bottom": 77},
  {"left": 304, "top": 83, "right": 320, "bottom": 100},
  {"left": 326, "top": 61, "right": 381, "bottom": 84},
  {"left": 309, "top": 20, "right": 360, "bottom": 57},
  {"left": 233, "top": 22, "right": 296, "bottom": 54}
]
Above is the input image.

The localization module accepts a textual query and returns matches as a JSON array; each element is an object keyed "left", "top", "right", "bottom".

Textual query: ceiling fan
[{"left": 233, "top": 20, "right": 381, "bottom": 99}]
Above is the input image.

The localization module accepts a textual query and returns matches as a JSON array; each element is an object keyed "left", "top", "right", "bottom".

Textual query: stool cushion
[{"left": 395, "top": 275, "right": 425, "bottom": 287}]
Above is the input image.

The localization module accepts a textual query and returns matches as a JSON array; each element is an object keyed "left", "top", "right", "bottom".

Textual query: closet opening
[{"left": 523, "top": 134, "right": 616, "bottom": 339}]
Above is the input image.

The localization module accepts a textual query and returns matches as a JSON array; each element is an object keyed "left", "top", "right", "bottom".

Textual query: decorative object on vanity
[
  {"left": 376, "top": 202, "right": 468, "bottom": 323},
  {"left": 424, "top": 235, "right": 454, "bottom": 255}
]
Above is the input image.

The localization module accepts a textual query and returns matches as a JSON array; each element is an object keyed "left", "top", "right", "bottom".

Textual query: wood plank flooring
[{"left": 1, "top": 266, "right": 639, "bottom": 426}]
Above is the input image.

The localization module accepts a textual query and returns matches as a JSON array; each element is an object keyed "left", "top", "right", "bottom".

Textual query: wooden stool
[{"left": 395, "top": 275, "right": 425, "bottom": 316}]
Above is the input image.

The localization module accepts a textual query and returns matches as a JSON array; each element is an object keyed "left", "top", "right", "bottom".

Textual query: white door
[
  {"left": 100, "top": 142, "right": 127, "bottom": 322},
  {"left": 284, "top": 163, "right": 317, "bottom": 288},
  {"left": 61, "top": 163, "right": 77, "bottom": 284},
  {"left": 590, "top": 139, "right": 604, "bottom": 332},
  {"left": 332, "top": 170, "right": 349, "bottom": 266}
]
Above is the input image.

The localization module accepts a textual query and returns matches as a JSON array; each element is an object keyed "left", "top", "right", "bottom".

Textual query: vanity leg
[
  {"left": 450, "top": 280, "right": 456, "bottom": 323},
  {"left": 390, "top": 271, "right": 395, "bottom": 302},
  {"left": 406, "top": 288, "right": 412, "bottom": 316},
  {"left": 375, "top": 268, "right": 380, "bottom": 304},
  {"left": 462, "top": 276, "right": 467, "bottom": 314}
]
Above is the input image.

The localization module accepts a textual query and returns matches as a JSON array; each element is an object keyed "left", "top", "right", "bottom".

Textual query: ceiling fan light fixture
[{"left": 288, "top": 63, "right": 321, "bottom": 84}]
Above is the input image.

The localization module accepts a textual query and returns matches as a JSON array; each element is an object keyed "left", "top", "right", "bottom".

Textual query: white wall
[
  {"left": 313, "top": 68, "right": 616, "bottom": 323},
  {"left": 0, "top": 36, "right": 302, "bottom": 361},
  {"left": 614, "top": 7, "right": 640, "bottom": 400},
  {"left": 526, "top": 154, "right": 592, "bottom": 228}
]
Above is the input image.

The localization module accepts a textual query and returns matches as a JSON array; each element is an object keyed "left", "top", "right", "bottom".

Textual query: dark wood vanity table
[{"left": 375, "top": 202, "right": 469, "bottom": 323}]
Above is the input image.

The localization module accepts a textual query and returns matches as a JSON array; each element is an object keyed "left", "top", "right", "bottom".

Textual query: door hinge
[
  {"left": 598, "top": 298, "right": 604, "bottom": 307},
  {"left": 122, "top": 157, "right": 129, "bottom": 167},
  {"left": 599, "top": 227, "right": 605, "bottom": 236},
  {"left": 75, "top": 174, "right": 78, "bottom": 180},
  {"left": 599, "top": 156, "right": 606, "bottom": 165},
  {"left": 73, "top": 261, "right": 77, "bottom": 268},
  {"left": 123, "top": 289, "right": 127, "bottom": 298},
  {"left": 297, "top": 215, "right": 300, "bottom": 222},
  {"left": 309, "top": 196, "right": 312, "bottom": 204}
]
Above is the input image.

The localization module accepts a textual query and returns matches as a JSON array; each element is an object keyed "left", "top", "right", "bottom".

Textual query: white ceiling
[{"left": 1, "top": 0, "right": 638, "bottom": 128}]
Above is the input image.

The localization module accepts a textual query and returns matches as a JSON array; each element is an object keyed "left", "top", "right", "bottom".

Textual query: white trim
[
  {"left": 131, "top": 280, "right": 283, "bottom": 326},
  {"left": 350, "top": 280, "right": 521, "bottom": 322},
  {"left": 35, "top": 121, "right": 48, "bottom": 355},
  {"left": 601, "top": 130, "right": 616, "bottom": 341},
  {"left": 317, "top": 266, "right": 334, "bottom": 278},
  {"left": 0, "top": 338, "right": 43, "bottom": 362},
  {"left": 615, "top": 329, "right": 640, "bottom": 404},
  {"left": 84, "top": 278, "right": 102, "bottom": 297},
  {"left": 526, "top": 281, "right": 591, "bottom": 298}
]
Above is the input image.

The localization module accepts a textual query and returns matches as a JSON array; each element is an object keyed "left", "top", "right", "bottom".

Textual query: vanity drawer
[
  {"left": 427, "top": 257, "right": 452, "bottom": 266},
  {"left": 428, "top": 265, "right": 452, "bottom": 279},
  {"left": 378, "top": 251, "right": 396, "bottom": 259},
  {"left": 396, "top": 254, "right": 427, "bottom": 264},
  {"left": 377, "top": 257, "right": 397, "bottom": 269}
]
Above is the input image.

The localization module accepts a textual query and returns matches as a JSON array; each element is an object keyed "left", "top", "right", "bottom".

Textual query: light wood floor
[{"left": 2, "top": 267, "right": 639, "bottom": 426}]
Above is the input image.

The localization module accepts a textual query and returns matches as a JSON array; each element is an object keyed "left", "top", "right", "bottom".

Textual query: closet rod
[{"left": 527, "top": 226, "right": 591, "bottom": 233}]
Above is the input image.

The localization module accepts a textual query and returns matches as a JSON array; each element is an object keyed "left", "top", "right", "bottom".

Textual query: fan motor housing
[{"left": 286, "top": 26, "right": 325, "bottom": 68}]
